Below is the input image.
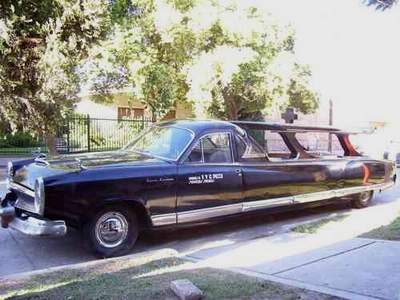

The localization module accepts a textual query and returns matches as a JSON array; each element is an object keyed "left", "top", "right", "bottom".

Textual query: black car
[{"left": 0, "top": 120, "right": 396, "bottom": 257}]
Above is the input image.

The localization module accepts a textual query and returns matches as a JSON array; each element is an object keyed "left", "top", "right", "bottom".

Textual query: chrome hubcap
[
  {"left": 360, "top": 191, "right": 372, "bottom": 204},
  {"left": 95, "top": 212, "right": 129, "bottom": 248}
]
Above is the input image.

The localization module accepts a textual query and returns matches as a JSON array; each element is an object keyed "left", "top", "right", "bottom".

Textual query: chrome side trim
[
  {"left": 9, "top": 181, "right": 35, "bottom": 198},
  {"left": 151, "top": 213, "right": 177, "bottom": 226},
  {"left": 150, "top": 180, "right": 395, "bottom": 226},
  {"left": 177, "top": 203, "right": 242, "bottom": 224},
  {"left": 293, "top": 190, "right": 337, "bottom": 204},
  {"left": 243, "top": 196, "right": 293, "bottom": 212}
]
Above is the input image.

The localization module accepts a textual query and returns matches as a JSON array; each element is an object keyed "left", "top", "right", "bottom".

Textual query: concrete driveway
[{"left": 1, "top": 165, "right": 399, "bottom": 289}]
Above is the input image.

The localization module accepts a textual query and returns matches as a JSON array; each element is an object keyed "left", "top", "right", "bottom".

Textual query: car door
[
  {"left": 176, "top": 131, "right": 243, "bottom": 223},
  {"left": 234, "top": 131, "right": 346, "bottom": 212}
]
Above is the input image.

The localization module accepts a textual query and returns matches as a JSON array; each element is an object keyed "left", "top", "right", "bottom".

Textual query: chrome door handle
[{"left": 235, "top": 169, "right": 242, "bottom": 176}]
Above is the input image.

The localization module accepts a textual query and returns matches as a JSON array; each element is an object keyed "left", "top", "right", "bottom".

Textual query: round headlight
[
  {"left": 34, "top": 177, "right": 45, "bottom": 215},
  {"left": 7, "top": 161, "right": 13, "bottom": 178}
]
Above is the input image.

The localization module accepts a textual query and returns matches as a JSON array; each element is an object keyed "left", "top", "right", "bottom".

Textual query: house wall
[{"left": 76, "top": 92, "right": 194, "bottom": 121}]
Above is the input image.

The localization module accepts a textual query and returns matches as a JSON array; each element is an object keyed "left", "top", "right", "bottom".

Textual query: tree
[
  {"left": 0, "top": 0, "right": 110, "bottom": 154},
  {"left": 85, "top": 0, "right": 319, "bottom": 122},
  {"left": 83, "top": 0, "right": 197, "bottom": 119},
  {"left": 187, "top": 1, "right": 319, "bottom": 120}
]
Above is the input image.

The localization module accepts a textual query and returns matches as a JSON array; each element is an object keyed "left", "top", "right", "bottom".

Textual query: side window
[
  {"left": 264, "top": 131, "right": 294, "bottom": 159},
  {"left": 185, "top": 133, "right": 232, "bottom": 163},
  {"left": 296, "top": 132, "right": 344, "bottom": 157},
  {"left": 246, "top": 129, "right": 294, "bottom": 160},
  {"left": 235, "top": 135, "right": 266, "bottom": 162},
  {"left": 203, "top": 133, "right": 232, "bottom": 163},
  {"left": 186, "top": 140, "right": 202, "bottom": 162}
]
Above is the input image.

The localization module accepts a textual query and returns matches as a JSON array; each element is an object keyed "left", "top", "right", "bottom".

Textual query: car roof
[
  {"left": 157, "top": 119, "right": 350, "bottom": 135},
  {"left": 157, "top": 119, "right": 240, "bottom": 135},
  {"left": 231, "top": 121, "right": 343, "bottom": 133}
]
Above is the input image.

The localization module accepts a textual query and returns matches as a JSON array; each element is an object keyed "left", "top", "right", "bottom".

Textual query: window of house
[
  {"left": 186, "top": 133, "right": 232, "bottom": 163},
  {"left": 117, "top": 107, "right": 144, "bottom": 119},
  {"left": 296, "top": 132, "right": 344, "bottom": 157}
]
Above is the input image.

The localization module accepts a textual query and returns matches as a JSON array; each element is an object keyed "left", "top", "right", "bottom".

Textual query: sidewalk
[{"left": 185, "top": 232, "right": 400, "bottom": 300}]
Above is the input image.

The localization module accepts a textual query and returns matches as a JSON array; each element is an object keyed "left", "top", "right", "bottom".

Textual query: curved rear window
[{"left": 296, "top": 132, "right": 344, "bottom": 157}]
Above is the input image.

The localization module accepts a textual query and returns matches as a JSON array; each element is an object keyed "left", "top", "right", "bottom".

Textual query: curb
[{"left": 0, "top": 248, "right": 178, "bottom": 282}]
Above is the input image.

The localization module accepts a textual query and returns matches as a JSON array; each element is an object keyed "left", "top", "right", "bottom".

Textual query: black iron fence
[
  {"left": 58, "top": 115, "right": 154, "bottom": 153},
  {"left": 0, "top": 115, "right": 154, "bottom": 155}
]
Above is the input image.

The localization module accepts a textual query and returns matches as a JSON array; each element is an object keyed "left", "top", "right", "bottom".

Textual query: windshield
[{"left": 124, "top": 126, "right": 193, "bottom": 160}]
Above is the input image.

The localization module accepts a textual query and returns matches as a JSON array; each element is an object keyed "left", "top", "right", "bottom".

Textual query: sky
[{"left": 251, "top": 0, "right": 400, "bottom": 128}]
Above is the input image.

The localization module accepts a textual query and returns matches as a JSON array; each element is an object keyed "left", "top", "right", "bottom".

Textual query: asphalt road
[{"left": 1, "top": 168, "right": 399, "bottom": 278}]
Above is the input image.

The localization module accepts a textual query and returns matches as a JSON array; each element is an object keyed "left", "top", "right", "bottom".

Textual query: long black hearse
[{"left": 0, "top": 120, "right": 396, "bottom": 257}]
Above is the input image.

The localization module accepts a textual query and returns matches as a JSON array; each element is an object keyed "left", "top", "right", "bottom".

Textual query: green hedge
[{"left": 0, "top": 132, "right": 42, "bottom": 148}]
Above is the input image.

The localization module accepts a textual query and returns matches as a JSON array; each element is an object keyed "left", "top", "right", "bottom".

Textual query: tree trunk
[
  {"left": 223, "top": 92, "right": 239, "bottom": 120},
  {"left": 45, "top": 133, "right": 58, "bottom": 156}
]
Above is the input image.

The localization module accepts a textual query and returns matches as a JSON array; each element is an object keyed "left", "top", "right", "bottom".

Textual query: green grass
[
  {"left": 0, "top": 147, "right": 46, "bottom": 155},
  {"left": 291, "top": 214, "right": 349, "bottom": 234},
  {"left": 360, "top": 215, "right": 400, "bottom": 241},
  {"left": 0, "top": 254, "right": 341, "bottom": 300}
]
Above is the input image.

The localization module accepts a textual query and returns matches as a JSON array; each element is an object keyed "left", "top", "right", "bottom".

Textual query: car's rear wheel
[
  {"left": 84, "top": 205, "right": 138, "bottom": 258},
  {"left": 351, "top": 191, "right": 373, "bottom": 209}
]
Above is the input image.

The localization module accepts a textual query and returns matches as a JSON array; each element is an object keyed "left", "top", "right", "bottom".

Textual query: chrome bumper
[{"left": 0, "top": 205, "right": 67, "bottom": 237}]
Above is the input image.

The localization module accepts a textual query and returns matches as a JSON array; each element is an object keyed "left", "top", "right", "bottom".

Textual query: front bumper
[{"left": 0, "top": 204, "right": 67, "bottom": 237}]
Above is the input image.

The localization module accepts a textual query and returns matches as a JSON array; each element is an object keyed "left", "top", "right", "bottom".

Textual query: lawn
[
  {"left": 0, "top": 251, "right": 341, "bottom": 300},
  {"left": 360, "top": 214, "right": 400, "bottom": 241},
  {"left": 0, "top": 148, "right": 46, "bottom": 156}
]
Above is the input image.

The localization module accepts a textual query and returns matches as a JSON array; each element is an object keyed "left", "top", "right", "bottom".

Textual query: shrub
[{"left": 0, "top": 132, "right": 41, "bottom": 148}]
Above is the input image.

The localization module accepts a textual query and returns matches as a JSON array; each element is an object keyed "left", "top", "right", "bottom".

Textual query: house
[{"left": 75, "top": 89, "right": 194, "bottom": 121}]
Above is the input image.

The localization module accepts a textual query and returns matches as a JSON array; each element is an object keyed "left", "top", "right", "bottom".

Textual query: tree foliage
[
  {"left": 0, "top": 0, "right": 110, "bottom": 153},
  {"left": 85, "top": 0, "right": 319, "bottom": 121}
]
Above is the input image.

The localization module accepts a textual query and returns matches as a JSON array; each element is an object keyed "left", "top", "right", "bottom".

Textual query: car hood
[{"left": 12, "top": 151, "right": 169, "bottom": 189}]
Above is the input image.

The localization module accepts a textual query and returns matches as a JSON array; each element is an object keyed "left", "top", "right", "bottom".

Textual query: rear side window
[
  {"left": 265, "top": 132, "right": 292, "bottom": 158},
  {"left": 186, "top": 133, "right": 232, "bottom": 163},
  {"left": 296, "top": 132, "right": 344, "bottom": 157},
  {"left": 235, "top": 135, "right": 266, "bottom": 162},
  {"left": 247, "top": 129, "right": 294, "bottom": 160}
]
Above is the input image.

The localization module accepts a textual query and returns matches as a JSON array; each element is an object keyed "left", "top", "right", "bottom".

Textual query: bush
[{"left": 0, "top": 132, "right": 41, "bottom": 148}]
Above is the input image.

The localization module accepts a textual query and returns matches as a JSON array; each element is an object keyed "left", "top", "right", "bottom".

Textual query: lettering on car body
[{"left": 188, "top": 173, "right": 224, "bottom": 185}]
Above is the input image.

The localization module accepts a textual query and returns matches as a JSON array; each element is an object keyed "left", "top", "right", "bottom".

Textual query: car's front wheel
[
  {"left": 84, "top": 205, "right": 138, "bottom": 258},
  {"left": 351, "top": 191, "right": 373, "bottom": 209}
]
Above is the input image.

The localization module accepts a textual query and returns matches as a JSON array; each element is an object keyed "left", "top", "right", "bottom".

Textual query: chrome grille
[
  {"left": 14, "top": 198, "right": 36, "bottom": 213},
  {"left": 9, "top": 181, "right": 37, "bottom": 214}
]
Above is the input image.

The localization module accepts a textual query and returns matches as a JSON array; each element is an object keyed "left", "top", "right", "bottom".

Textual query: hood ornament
[
  {"left": 74, "top": 158, "right": 86, "bottom": 170},
  {"left": 32, "top": 148, "right": 46, "bottom": 159}
]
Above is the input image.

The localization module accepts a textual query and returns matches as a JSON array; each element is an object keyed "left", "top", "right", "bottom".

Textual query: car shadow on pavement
[{"left": 2, "top": 184, "right": 399, "bottom": 277}]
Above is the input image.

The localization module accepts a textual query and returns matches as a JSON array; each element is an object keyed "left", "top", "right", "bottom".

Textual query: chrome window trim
[
  {"left": 183, "top": 131, "right": 234, "bottom": 165},
  {"left": 150, "top": 180, "right": 395, "bottom": 226}
]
